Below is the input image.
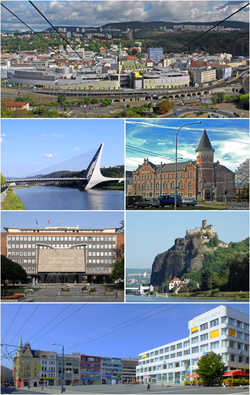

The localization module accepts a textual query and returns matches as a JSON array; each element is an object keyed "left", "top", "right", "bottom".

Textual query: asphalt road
[
  {"left": 164, "top": 106, "right": 238, "bottom": 119},
  {"left": 1, "top": 385, "right": 249, "bottom": 395}
]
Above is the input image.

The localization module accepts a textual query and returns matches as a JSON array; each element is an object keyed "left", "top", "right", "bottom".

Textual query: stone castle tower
[{"left": 186, "top": 219, "right": 216, "bottom": 238}]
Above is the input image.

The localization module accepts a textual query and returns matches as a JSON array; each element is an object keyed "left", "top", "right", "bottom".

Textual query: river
[
  {"left": 126, "top": 295, "right": 248, "bottom": 303},
  {"left": 13, "top": 186, "right": 124, "bottom": 210}
]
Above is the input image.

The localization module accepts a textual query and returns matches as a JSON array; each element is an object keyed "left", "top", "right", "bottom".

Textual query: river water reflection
[{"left": 13, "top": 186, "right": 124, "bottom": 210}]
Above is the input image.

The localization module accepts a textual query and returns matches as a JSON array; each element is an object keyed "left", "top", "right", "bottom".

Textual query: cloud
[
  {"left": 1, "top": 133, "right": 7, "bottom": 137},
  {"left": 33, "top": 162, "right": 44, "bottom": 165},
  {"left": 1, "top": 1, "right": 249, "bottom": 31},
  {"left": 75, "top": 147, "right": 80, "bottom": 150},
  {"left": 54, "top": 153, "right": 59, "bottom": 156},
  {"left": 41, "top": 153, "right": 54, "bottom": 157},
  {"left": 52, "top": 133, "right": 64, "bottom": 138}
]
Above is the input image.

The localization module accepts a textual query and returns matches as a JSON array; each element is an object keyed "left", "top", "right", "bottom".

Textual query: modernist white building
[{"left": 136, "top": 305, "right": 249, "bottom": 384}]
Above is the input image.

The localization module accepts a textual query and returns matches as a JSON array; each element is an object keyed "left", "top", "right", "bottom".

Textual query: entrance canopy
[{"left": 223, "top": 370, "right": 249, "bottom": 377}]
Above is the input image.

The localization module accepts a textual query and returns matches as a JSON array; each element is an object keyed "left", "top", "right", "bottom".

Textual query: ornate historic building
[{"left": 131, "top": 130, "right": 235, "bottom": 201}]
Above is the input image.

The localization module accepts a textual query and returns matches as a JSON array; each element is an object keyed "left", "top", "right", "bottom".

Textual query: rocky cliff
[{"left": 150, "top": 237, "right": 227, "bottom": 286}]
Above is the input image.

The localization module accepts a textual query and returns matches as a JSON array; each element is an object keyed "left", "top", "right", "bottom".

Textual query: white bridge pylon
[
  {"left": 85, "top": 143, "right": 124, "bottom": 190},
  {"left": 6, "top": 143, "right": 124, "bottom": 190}
]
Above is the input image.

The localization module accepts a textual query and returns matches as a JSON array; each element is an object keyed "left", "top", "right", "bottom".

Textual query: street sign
[{"left": 61, "top": 375, "right": 64, "bottom": 380}]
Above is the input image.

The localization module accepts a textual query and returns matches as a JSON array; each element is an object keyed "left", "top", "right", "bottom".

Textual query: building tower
[
  {"left": 17, "top": 335, "right": 23, "bottom": 356},
  {"left": 195, "top": 129, "right": 215, "bottom": 200}
]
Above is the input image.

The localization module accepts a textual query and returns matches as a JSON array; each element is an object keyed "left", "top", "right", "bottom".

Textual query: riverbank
[
  {"left": 1, "top": 189, "right": 25, "bottom": 210},
  {"left": 159, "top": 291, "right": 249, "bottom": 301}
]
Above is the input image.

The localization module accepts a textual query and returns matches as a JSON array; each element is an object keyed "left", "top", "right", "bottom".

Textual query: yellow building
[{"left": 13, "top": 336, "right": 40, "bottom": 388}]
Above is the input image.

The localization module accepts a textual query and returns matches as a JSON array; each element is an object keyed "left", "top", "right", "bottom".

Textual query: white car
[{"left": 181, "top": 198, "right": 197, "bottom": 206}]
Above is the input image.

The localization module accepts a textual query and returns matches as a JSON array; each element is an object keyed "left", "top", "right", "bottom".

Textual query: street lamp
[
  {"left": 175, "top": 122, "right": 202, "bottom": 210},
  {"left": 52, "top": 342, "right": 64, "bottom": 393}
]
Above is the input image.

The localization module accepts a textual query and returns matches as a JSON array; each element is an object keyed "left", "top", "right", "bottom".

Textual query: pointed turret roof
[
  {"left": 195, "top": 129, "right": 214, "bottom": 152},
  {"left": 18, "top": 335, "right": 23, "bottom": 351}
]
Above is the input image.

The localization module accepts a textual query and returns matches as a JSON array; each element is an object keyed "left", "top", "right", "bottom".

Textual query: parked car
[
  {"left": 181, "top": 198, "right": 197, "bottom": 206},
  {"left": 158, "top": 195, "right": 182, "bottom": 207},
  {"left": 133, "top": 197, "right": 160, "bottom": 209}
]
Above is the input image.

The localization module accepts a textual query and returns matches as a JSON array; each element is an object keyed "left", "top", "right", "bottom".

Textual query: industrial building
[{"left": 136, "top": 305, "right": 249, "bottom": 384}]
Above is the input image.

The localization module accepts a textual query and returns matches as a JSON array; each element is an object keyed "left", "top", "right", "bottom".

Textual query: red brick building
[{"left": 131, "top": 130, "right": 235, "bottom": 201}]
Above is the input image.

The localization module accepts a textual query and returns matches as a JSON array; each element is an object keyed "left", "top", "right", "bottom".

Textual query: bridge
[{"left": 6, "top": 143, "right": 124, "bottom": 190}]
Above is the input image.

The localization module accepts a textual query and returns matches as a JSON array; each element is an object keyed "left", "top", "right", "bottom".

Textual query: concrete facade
[
  {"left": 136, "top": 305, "right": 249, "bottom": 385},
  {"left": 1, "top": 226, "right": 124, "bottom": 284}
]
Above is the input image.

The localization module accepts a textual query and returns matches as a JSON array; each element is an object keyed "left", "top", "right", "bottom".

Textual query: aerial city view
[
  {"left": 0, "top": 1, "right": 249, "bottom": 394},
  {"left": 1, "top": 0, "right": 249, "bottom": 119}
]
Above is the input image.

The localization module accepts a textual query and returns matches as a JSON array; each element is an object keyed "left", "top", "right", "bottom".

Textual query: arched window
[
  {"left": 156, "top": 182, "right": 160, "bottom": 190},
  {"left": 172, "top": 173, "right": 174, "bottom": 178},
  {"left": 134, "top": 176, "right": 136, "bottom": 180},
  {"left": 163, "top": 182, "right": 167, "bottom": 190},
  {"left": 178, "top": 182, "right": 184, "bottom": 189},
  {"left": 170, "top": 181, "right": 174, "bottom": 189},
  {"left": 150, "top": 183, "right": 153, "bottom": 190},
  {"left": 188, "top": 181, "right": 192, "bottom": 189},
  {"left": 199, "top": 181, "right": 202, "bottom": 188},
  {"left": 142, "top": 182, "right": 149, "bottom": 190}
]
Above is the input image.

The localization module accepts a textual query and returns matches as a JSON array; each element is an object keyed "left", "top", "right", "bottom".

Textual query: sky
[
  {"left": 1, "top": 119, "right": 124, "bottom": 178},
  {"left": 126, "top": 119, "right": 249, "bottom": 172},
  {"left": 1, "top": 211, "right": 124, "bottom": 232},
  {"left": 126, "top": 211, "right": 249, "bottom": 268},
  {"left": 1, "top": 1, "right": 249, "bottom": 31},
  {"left": 1, "top": 303, "right": 249, "bottom": 370}
]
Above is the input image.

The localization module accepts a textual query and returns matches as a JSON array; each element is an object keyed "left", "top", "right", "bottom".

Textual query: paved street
[{"left": 1, "top": 385, "right": 249, "bottom": 395}]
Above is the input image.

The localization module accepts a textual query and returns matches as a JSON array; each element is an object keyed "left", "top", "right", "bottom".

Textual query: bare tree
[{"left": 235, "top": 159, "right": 249, "bottom": 185}]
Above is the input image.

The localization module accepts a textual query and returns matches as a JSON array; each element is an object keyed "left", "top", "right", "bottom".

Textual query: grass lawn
[{"left": 1, "top": 189, "right": 25, "bottom": 210}]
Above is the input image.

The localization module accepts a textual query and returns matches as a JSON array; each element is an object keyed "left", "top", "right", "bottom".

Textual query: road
[
  {"left": 1, "top": 384, "right": 249, "bottom": 395},
  {"left": 164, "top": 106, "right": 237, "bottom": 119}
]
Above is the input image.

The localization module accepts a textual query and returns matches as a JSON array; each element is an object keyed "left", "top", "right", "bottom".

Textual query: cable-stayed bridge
[{"left": 6, "top": 143, "right": 124, "bottom": 190}]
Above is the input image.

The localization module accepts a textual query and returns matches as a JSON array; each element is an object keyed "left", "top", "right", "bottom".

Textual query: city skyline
[
  {"left": 126, "top": 119, "right": 249, "bottom": 172},
  {"left": 2, "top": 303, "right": 248, "bottom": 370},
  {"left": 126, "top": 211, "right": 249, "bottom": 269},
  {"left": 2, "top": 1, "right": 249, "bottom": 31},
  {"left": 1, "top": 119, "right": 124, "bottom": 178}
]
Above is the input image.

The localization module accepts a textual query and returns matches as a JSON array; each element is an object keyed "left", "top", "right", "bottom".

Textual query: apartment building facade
[
  {"left": 1, "top": 226, "right": 124, "bottom": 284},
  {"left": 136, "top": 306, "right": 249, "bottom": 385}
]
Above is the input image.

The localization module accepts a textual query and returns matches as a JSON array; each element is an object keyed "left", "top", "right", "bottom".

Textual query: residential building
[
  {"left": 80, "top": 354, "right": 102, "bottom": 385},
  {"left": 121, "top": 358, "right": 138, "bottom": 382},
  {"left": 13, "top": 337, "right": 40, "bottom": 388},
  {"left": 136, "top": 305, "right": 249, "bottom": 384},
  {"left": 147, "top": 48, "right": 163, "bottom": 63},
  {"left": 39, "top": 350, "right": 57, "bottom": 387},
  {"left": 192, "top": 69, "right": 216, "bottom": 86},
  {"left": 101, "top": 357, "right": 123, "bottom": 384},
  {"left": 1, "top": 226, "right": 124, "bottom": 284},
  {"left": 56, "top": 353, "right": 80, "bottom": 386},
  {"left": 131, "top": 129, "right": 235, "bottom": 201},
  {"left": 4, "top": 102, "right": 29, "bottom": 111}
]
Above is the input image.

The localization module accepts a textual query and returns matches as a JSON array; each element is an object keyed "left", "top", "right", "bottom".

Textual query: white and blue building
[
  {"left": 147, "top": 48, "right": 164, "bottom": 63},
  {"left": 136, "top": 305, "right": 249, "bottom": 384}
]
